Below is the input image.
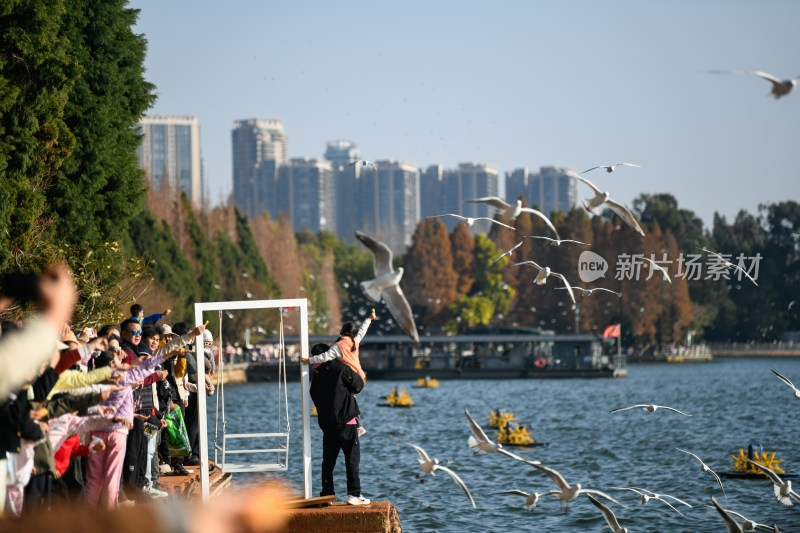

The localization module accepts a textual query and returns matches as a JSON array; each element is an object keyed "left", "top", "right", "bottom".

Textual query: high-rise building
[
  {"left": 357, "top": 160, "right": 418, "bottom": 252},
  {"left": 505, "top": 165, "right": 578, "bottom": 215},
  {"left": 324, "top": 139, "right": 361, "bottom": 168},
  {"left": 136, "top": 114, "right": 203, "bottom": 207},
  {"left": 418, "top": 162, "right": 500, "bottom": 232},
  {"left": 276, "top": 158, "right": 335, "bottom": 233},
  {"left": 232, "top": 119, "right": 288, "bottom": 218}
]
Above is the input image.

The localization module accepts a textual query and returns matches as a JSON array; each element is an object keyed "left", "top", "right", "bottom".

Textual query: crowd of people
[{"left": 0, "top": 265, "right": 220, "bottom": 516}]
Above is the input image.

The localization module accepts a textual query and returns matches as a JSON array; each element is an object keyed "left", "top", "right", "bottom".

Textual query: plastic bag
[{"left": 164, "top": 406, "right": 191, "bottom": 457}]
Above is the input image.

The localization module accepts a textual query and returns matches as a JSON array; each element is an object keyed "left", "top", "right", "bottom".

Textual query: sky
[{"left": 129, "top": 0, "right": 799, "bottom": 230}]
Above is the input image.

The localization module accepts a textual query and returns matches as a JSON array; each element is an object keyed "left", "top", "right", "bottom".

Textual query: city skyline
[{"left": 130, "top": 1, "right": 799, "bottom": 229}]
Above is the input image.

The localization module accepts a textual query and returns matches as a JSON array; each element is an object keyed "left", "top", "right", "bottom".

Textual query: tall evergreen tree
[
  {"left": 235, "top": 208, "right": 279, "bottom": 297},
  {"left": 0, "top": 0, "right": 78, "bottom": 273},
  {"left": 48, "top": 0, "right": 155, "bottom": 248}
]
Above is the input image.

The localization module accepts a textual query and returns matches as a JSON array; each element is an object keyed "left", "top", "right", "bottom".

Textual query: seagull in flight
[
  {"left": 677, "top": 448, "right": 727, "bottom": 499},
  {"left": 464, "top": 409, "right": 532, "bottom": 462},
  {"left": 567, "top": 172, "right": 645, "bottom": 236},
  {"left": 712, "top": 70, "right": 800, "bottom": 99},
  {"left": 700, "top": 248, "right": 758, "bottom": 286},
  {"left": 490, "top": 241, "right": 523, "bottom": 266},
  {"left": 587, "top": 494, "right": 628, "bottom": 533},
  {"left": 407, "top": 443, "right": 476, "bottom": 508},
  {"left": 495, "top": 489, "right": 559, "bottom": 512},
  {"left": 525, "top": 235, "right": 590, "bottom": 247},
  {"left": 712, "top": 496, "right": 745, "bottom": 533},
  {"left": 770, "top": 368, "right": 800, "bottom": 399},
  {"left": 745, "top": 457, "right": 800, "bottom": 506},
  {"left": 507, "top": 261, "right": 576, "bottom": 305},
  {"left": 610, "top": 486, "right": 690, "bottom": 516},
  {"left": 714, "top": 505, "right": 781, "bottom": 532},
  {"left": 427, "top": 214, "right": 514, "bottom": 231},
  {"left": 527, "top": 462, "right": 624, "bottom": 511},
  {"left": 643, "top": 257, "right": 672, "bottom": 284},
  {"left": 354, "top": 230, "right": 419, "bottom": 343},
  {"left": 582, "top": 163, "right": 641, "bottom": 174},
  {"left": 467, "top": 197, "right": 560, "bottom": 239},
  {"left": 611, "top": 404, "right": 690, "bottom": 416},
  {"left": 557, "top": 286, "right": 622, "bottom": 298},
  {"left": 348, "top": 159, "right": 378, "bottom": 171}
]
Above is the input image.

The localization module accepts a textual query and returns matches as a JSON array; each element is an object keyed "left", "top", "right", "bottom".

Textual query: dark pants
[
  {"left": 320, "top": 424, "right": 360, "bottom": 498},
  {"left": 185, "top": 391, "right": 200, "bottom": 459},
  {"left": 122, "top": 418, "right": 145, "bottom": 493},
  {"left": 23, "top": 474, "right": 52, "bottom": 512}
]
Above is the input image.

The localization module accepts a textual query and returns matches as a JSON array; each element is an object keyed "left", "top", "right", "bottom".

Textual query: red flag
[{"left": 603, "top": 324, "right": 621, "bottom": 339}]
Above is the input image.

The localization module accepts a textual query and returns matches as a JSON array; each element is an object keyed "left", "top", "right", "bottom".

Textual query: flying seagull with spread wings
[
  {"left": 407, "top": 443, "right": 476, "bottom": 508},
  {"left": 582, "top": 163, "right": 641, "bottom": 174},
  {"left": 567, "top": 171, "right": 646, "bottom": 237},
  {"left": 677, "top": 448, "right": 727, "bottom": 499},
  {"left": 507, "top": 261, "right": 576, "bottom": 305},
  {"left": 712, "top": 70, "right": 800, "bottom": 99},
  {"left": 771, "top": 368, "right": 800, "bottom": 399},
  {"left": 467, "top": 197, "right": 560, "bottom": 239},
  {"left": 700, "top": 247, "right": 758, "bottom": 286},
  {"left": 427, "top": 214, "right": 514, "bottom": 231},
  {"left": 348, "top": 159, "right": 378, "bottom": 171},
  {"left": 354, "top": 231, "right": 419, "bottom": 343}
]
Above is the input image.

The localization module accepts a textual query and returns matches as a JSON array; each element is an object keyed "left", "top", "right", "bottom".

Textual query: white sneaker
[
  {"left": 144, "top": 485, "right": 169, "bottom": 498},
  {"left": 347, "top": 494, "right": 370, "bottom": 505}
]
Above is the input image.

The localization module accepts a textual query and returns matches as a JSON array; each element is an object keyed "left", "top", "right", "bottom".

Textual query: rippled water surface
[{"left": 207, "top": 358, "right": 800, "bottom": 532}]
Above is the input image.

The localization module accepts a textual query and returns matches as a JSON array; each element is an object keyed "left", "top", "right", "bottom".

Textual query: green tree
[
  {"left": 183, "top": 196, "right": 220, "bottom": 301},
  {"left": 48, "top": 0, "right": 155, "bottom": 250},
  {"left": 0, "top": 0, "right": 77, "bottom": 273},
  {"left": 127, "top": 210, "right": 200, "bottom": 320},
  {"left": 448, "top": 234, "right": 515, "bottom": 332},
  {"left": 235, "top": 208, "right": 279, "bottom": 297}
]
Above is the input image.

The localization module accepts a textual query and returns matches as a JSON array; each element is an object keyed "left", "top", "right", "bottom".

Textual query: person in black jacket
[{"left": 308, "top": 343, "right": 369, "bottom": 505}]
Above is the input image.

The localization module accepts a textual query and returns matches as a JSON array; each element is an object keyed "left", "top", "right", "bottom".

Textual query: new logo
[{"left": 578, "top": 251, "right": 608, "bottom": 282}]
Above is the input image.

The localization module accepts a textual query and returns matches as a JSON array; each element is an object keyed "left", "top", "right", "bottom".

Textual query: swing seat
[{"left": 215, "top": 431, "right": 290, "bottom": 473}]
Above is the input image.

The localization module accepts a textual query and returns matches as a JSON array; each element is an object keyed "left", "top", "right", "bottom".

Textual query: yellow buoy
[{"left": 730, "top": 448, "right": 785, "bottom": 475}]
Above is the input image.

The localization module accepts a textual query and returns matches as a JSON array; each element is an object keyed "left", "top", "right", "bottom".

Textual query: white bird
[
  {"left": 712, "top": 496, "right": 745, "bottom": 533},
  {"left": 526, "top": 462, "right": 625, "bottom": 512},
  {"left": 712, "top": 70, "right": 800, "bottom": 99},
  {"left": 770, "top": 368, "right": 800, "bottom": 399},
  {"left": 463, "top": 409, "right": 532, "bottom": 462},
  {"left": 745, "top": 457, "right": 800, "bottom": 506},
  {"left": 582, "top": 163, "right": 641, "bottom": 174},
  {"left": 610, "top": 486, "right": 690, "bottom": 516},
  {"left": 347, "top": 159, "right": 378, "bottom": 171},
  {"left": 642, "top": 257, "right": 672, "bottom": 284},
  {"left": 507, "top": 261, "right": 576, "bottom": 305},
  {"left": 467, "top": 197, "right": 560, "bottom": 239},
  {"left": 245, "top": 290, "right": 253, "bottom": 299},
  {"left": 495, "top": 490, "right": 559, "bottom": 512},
  {"left": 719, "top": 506, "right": 781, "bottom": 532},
  {"left": 587, "top": 494, "right": 628, "bottom": 533},
  {"left": 427, "top": 214, "right": 514, "bottom": 231},
  {"left": 567, "top": 172, "right": 646, "bottom": 237},
  {"left": 701, "top": 247, "right": 759, "bottom": 286},
  {"left": 525, "top": 235, "right": 590, "bottom": 247},
  {"left": 407, "top": 443, "right": 476, "bottom": 508},
  {"left": 557, "top": 286, "right": 622, "bottom": 298},
  {"left": 677, "top": 448, "right": 727, "bottom": 498},
  {"left": 611, "top": 404, "right": 691, "bottom": 416},
  {"left": 490, "top": 241, "right": 523, "bottom": 266},
  {"left": 354, "top": 231, "right": 419, "bottom": 343}
]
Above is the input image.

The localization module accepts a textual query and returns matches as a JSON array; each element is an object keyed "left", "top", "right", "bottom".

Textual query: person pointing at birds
[{"left": 301, "top": 308, "right": 376, "bottom": 437}]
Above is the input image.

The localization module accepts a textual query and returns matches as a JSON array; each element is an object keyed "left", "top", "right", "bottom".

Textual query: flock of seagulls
[{"left": 393, "top": 366, "right": 800, "bottom": 531}]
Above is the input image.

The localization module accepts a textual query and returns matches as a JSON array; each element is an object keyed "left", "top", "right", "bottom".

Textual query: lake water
[{"left": 206, "top": 357, "right": 800, "bottom": 532}]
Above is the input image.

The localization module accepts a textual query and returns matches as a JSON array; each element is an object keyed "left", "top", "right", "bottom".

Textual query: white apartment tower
[{"left": 137, "top": 114, "right": 203, "bottom": 207}]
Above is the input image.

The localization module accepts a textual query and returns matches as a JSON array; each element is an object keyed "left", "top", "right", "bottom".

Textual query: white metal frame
[{"left": 194, "top": 299, "right": 312, "bottom": 502}]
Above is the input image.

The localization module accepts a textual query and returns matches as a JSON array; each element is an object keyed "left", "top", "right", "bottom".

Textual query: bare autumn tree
[
  {"left": 250, "top": 213, "right": 303, "bottom": 299},
  {"left": 403, "top": 217, "right": 459, "bottom": 328}
]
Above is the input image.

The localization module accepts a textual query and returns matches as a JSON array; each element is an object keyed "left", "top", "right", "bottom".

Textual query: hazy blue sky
[{"left": 130, "top": 1, "right": 798, "bottom": 229}]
